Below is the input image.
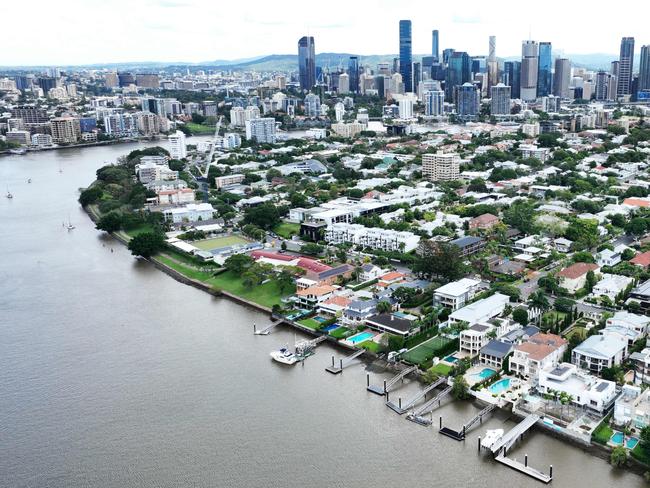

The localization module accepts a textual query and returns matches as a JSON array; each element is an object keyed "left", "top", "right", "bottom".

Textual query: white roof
[
  {"left": 574, "top": 334, "right": 627, "bottom": 360},
  {"left": 434, "top": 278, "right": 481, "bottom": 297},
  {"left": 449, "top": 293, "right": 509, "bottom": 324}
]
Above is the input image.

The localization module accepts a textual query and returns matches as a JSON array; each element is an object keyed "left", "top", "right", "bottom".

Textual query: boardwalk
[
  {"left": 495, "top": 452, "right": 552, "bottom": 484},
  {"left": 490, "top": 414, "right": 540, "bottom": 454}
]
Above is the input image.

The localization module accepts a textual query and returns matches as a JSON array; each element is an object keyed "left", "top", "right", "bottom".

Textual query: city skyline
[{"left": 1, "top": 0, "right": 649, "bottom": 66}]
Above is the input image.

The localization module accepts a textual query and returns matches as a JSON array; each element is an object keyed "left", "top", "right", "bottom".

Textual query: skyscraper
[
  {"left": 399, "top": 20, "right": 412, "bottom": 93},
  {"left": 348, "top": 56, "right": 359, "bottom": 93},
  {"left": 639, "top": 45, "right": 650, "bottom": 92},
  {"left": 412, "top": 62, "right": 421, "bottom": 93},
  {"left": 490, "top": 83, "right": 511, "bottom": 115},
  {"left": 537, "top": 42, "right": 552, "bottom": 97},
  {"left": 553, "top": 58, "right": 571, "bottom": 98},
  {"left": 456, "top": 83, "right": 480, "bottom": 119},
  {"left": 617, "top": 37, "right": 635, "bottom": 98},
  {"left": 298, "top": 36, "right": 316, "bottom": 91},
  {"left": 432, "top": 30, "right": 439, "bottom": 61},
  {"left": 521, "top": 41, "right": 539, "bottom": 101},
  {"left": 503, "top": 61, "right": 521, "bottom": 99},
  {"left": 445, "top": 51, "right": 471, "bottom": 101},
  {"left": 487, "top": 35, "right": 498, "bottom": 91},
  {"left": 595, "top": 71, "right": 611, "bottom": 101},
  {"left": 425, "top": 89, "right": 445, "bottom": 116}
]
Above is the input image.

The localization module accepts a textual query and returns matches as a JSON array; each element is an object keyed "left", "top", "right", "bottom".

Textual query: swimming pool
[
  {"left": 627, "top": 437, "right": 639, "bottom": 449},
  {"left": 488, "top": 378, "right": 511, "bottom": 395},
  {"left": 444, "top": 355, "right": 458, "bottom": 363},
  {"left": 474, "top": 368, "right": 497, "bottom": 380},
  {"left": 313, "top": 316, "right": 328, "bottom": 323},
  {"left": 611, "top": 431, "right": 624, "bottom": 445},
  {"left": 347, "top": 331, "right": 374, "bottom": 344},
  {"left": 322, "top": 324, "right": 339, "bottom": 332}
]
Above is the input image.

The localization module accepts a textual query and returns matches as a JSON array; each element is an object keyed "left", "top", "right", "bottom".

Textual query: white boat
[
  {"left": 270, "top": 347, "right": 298, "bottom": 365},
  {"left": 481, "top": 428, "right": 504, "bottom": 449},
  {"left": 10, "top": 148, "right": 26, "bottom": 155}
]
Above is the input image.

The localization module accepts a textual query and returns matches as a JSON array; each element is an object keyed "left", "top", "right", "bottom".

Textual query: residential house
[
  {"left": 509, "top": 332, "right": 568, "bottom": 379},
  {"left": 630, "top": 348, "right": 650, "bottom": 385},
  {"left": 571, "top": 334, "right": 628, "bottom": 373},
  {"left": 450, "top": 236, "right": 485, "bottom": 257},
  {"left": 449, "top": 293, "right": 509, "bottom": 326},
  {"left": 631, "top": 251, "right": 650, "bottom": 269},
  {"left": 433, "top": 278, "right": 481, "bottom": 310},
  {"left": 460, "top": 324, "right": 493, "bottom": 357},
  {"left": 629, "top": 279, "right": 650, "bottom": 313},
  {"left": 557, "top": 262, "right": 600, "bottom": 294},
  {"left": 596, "top": 245, "right": 627, "bottom": 267},
  {"left": 359, "top": 264, "right": 385, "bottom": 282},
  {"left": 318, "top": 295, "right": 352, "bottom": 317},
  {"left": 606, "top": 311, "right": 650, "bottom": 338},
  {"left": 554, "top": 238, "right": 573, "bottom": 253},
  {"left": 614, "top": 385, "right": 650, "bottom": 428},
  {"left": 469, "top": 213, "right": 500, "bottom": 231},
  {"left": 591, "top": 273, "right": 634, "bottom": 301},
  {"left": 538, "top": 363, "right": 617, "bottom": 415},
  {"left": 500, "top": 325, "right": 540, "bottom": 344},
  {"left": 342, "top": 299, "right": 378, "bottom": 326},
  {"left": 296, "top": 284, "right": 337, "bottom": 309},
  {"left": 479, "top": 340, "right": 513, "bottom": 369},
  {"left": 365, "top": 313, "right": 419, "bottom": 337}
]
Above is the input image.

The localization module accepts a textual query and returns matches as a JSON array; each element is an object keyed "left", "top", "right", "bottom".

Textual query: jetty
[
  {"left": 386, "top": 377, "right": 446, "bottom": 414},
  {"left": 253, "top": 319, "right": 284, "bottom": 335},
  {"left": 405, "top": 384, "right": 453, "bottom": 425},
  {"left": 494, "top": 452, "right": 552, "bottom": 484},
  {"left": 439, "top": 403, "right": 497, "bottom": 440},
  {"left": 366, "top": 365, "right": 418, "bottom": 395},
  {"left": 489, "top": 413, "right": 540, "bottom": 454},
  {"left": 325, "top": 349, "right": 366, "bottom": 374}
]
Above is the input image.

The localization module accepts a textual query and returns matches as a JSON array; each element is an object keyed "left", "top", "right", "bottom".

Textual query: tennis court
[
  {"left": 192, "top": 235, "right": 249, "bottom": 251},
  {"left": 401, "top": 336, "right": 455, "bottom": 366}
]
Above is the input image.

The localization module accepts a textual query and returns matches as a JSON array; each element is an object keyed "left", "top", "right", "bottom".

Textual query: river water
[{"left": 0, "top": 140, "right": 644, "bottom": 488}]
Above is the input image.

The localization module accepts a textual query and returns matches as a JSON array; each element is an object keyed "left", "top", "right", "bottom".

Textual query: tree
[
  {"left": 572, "top": 251, "right": 595, "bottom": 264},
  {"left": 224, "top": 254, "right": 254, "bottom": 274},
  {"left": 512, "top": 307, "right": 529, "bottom": 325},
  {"left": 451, "top": 374, "right": 470, "bottom": 400},
  {"left": 610, "top": 446, "right": 627, "bottom": 468},
  {"left": 243, "top": 203, "right": 283, "bottom": 230},
  {"left": 300, "top": 243, "right": 324, "bottom": 256},
  {"left": 554, "top": 297, "right": 576, "bottom": 313},
  {"left": 127, "top": 232, "right": 165, "bottom": 258},
  {"left": 503, "top": 201, "right": 537, "bottom": 234},
  {"left": 96, "top": 212, "right": 122, "bottom": 233},
  {"left": 78, "top": 186, "right": 103, "bottom": 206},
  {"left": 413, "top": 241, "right": 466, "bottom": 282},
  {"left": 585, "top": 270, "right": 597, "bottom": 293},
  {"left": 277, "top": 269, "right": 295, "bottom": 294},
  {"left": 565, "top": 219, "right": 599, "bottom": 250},
  {"left": 423, "top": 368, "right": 441, "bottom": 384},
  {"left": 529, "top": 290, "right": 550, "bottom": 311},
  {"left": 387, "top": 334, "right": 404, "bottom": 351},
  {"left": 626, "top": 217, "right": 648, "bottom": 237},
  {"left": 280, "top": 241, "right": 287, "bottom": 251},
  {"left": 376, "top": 301, "right": 393, "bottom": 314}
]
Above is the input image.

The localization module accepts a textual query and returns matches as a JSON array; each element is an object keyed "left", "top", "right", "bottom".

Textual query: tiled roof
[
  {"left": 631, "top": 251, "right": 650, "bottom": 268},
  {"left": 557, "top": 262, "right": 599, "bottom": 279}
]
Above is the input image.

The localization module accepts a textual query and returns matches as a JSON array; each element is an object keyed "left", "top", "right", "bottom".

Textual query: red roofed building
[
  {"left": 623, "top": 198, "right": 650, "bottom": 208},
  {"left": 557, "top": 262, "right": 600, "bottom": 294},
  {"left": 469, "top": 213, "right": 500, "bottom": 231},
  {"left": 631, "top": 251, "right": 650, "bottom": 269}
]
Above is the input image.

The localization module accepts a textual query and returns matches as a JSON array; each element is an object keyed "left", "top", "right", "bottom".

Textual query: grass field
[
  {"left": 273, "top": 222, "right": 300, "bottom": 239},
  {"left": 402, "top": 336, "right": 454, "bottom": 366},
  {"left": 330, "top": 327, "right": 351, "bottom": 339},
  {"left": 193, "top": 235, "right": 249, "bottom": 251},
  {"left": 184, "top": 122, "right": 216, "bottom": 135},
  {"left": 592, "top": 420, "right": 613, "bottom": 445},
  {"left": 428, "top": 362, "right": 453, "bottom": 376},
  {"left": 565, "top": 326, "right": 587, "bottom": 341},
  {"left": 359, "top": 340, "right": 382, "bottom": 353},
  {"left": 298, "top": 318, "right": 323, "bottom": 330}
]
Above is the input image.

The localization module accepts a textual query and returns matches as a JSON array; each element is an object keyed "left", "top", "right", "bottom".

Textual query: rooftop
[{"left": 557, "top": 262, "right": 599, "bottom": 280}]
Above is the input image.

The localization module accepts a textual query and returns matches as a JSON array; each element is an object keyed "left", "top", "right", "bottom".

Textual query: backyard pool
[
  {"left": 474, "top": 368, "right": 497, "bottom": 380},
  {"left": 611, "top": 431, "right": 624, "bottom": 445},
  {"left": 444, "top": 355, "right": 458, "bottom": 363},
  {"left": 627, "top": 437, "right": 639, "bottom": 449},
  {"left": 313, "top": 316, "right": 328, "bottom": 323},
  {"left": 321, "top": 324, "right": 339, "bottom": 332},
  {"left": 488, "top": 378, "right": 511, "bottom": 395},
  {"left": 347, "top": 331, "right": 375, "bottom": 344}
]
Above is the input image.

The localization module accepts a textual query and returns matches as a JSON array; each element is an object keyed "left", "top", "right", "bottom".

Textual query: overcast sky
[{"left": 1, "top": 0, "right": 647, "bottom": 66}]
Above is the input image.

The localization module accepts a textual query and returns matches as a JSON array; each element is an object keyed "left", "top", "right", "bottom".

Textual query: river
[{"left": 0, "top": 140, "right": 644, "bottom": 488}]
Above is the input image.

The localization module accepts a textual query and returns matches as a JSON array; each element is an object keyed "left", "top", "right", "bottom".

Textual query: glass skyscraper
[
  {"left": 537, "top": 42, "right": 552, "bottom": 97},
  {"left": 399, "top": 20, "right": 412, "bottom": 93},
  {"left": 432, "top": 30, "right": 439, "bottom": 61},
  {"left": 503, "top": 61, "right": 521, "bottom": 99},
  {"left": 348, "top": 56, "right": 359, "bottom": 93},
  {"left": 638, "top": 45, "right": 650, "bottom": 93},
  {"left": 298, "top": 36, "right": 316, "bottom": 91},
  {"left": 445, "top": 51, "right": 471, "bottom": 102},
  {"left": 617, "top": 37, "right": 635, "bottom": 97}
]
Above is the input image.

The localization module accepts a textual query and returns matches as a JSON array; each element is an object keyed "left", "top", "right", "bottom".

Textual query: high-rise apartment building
[
  {"left": 537, "top": 42, "right": 552, "bottom": 97},
  {"left": 50, "top": 117, "right": 81, "bottom": 144},
  {"left": 639, "top": 45, "right": 650, "bottom": 92},
  {"left": 399, "top": 20, "right": 412, "bottom": 93},
  {"left": 490, "top": 83, "right": 511, "bottom": 115},
  {"left": 348, "top": 56, "right": 359, "bottom": 93},
  {"left": 304, "top": 93, "right": 321, "bottom": 117},
  {"left": 553, "top": 58, "right": 571, "bottom": 98},
  {"left": 424, "top": 89, "right": 445, "bottom": 116},
  {"left": 445, "top": 51, "right": 471, "bottom": 101},
  {"left": 521, "top": 41, "right": 539, "bottom": 101},
  {"left": 422, "top": 152, "right": 460, "bottom": 181},
  {"left": 487, "top": 35, "right": 499, "bottom": 92},
  {"left": 617, "top": 37, "right": 635, "bottom": 97},
  {"left": 168, "top": 130, "right": 187, "bottom": 159},
  {"left": 338, "top": 73, "right": 350, "bottom": 94},
  {"left": 298, "top": 36, "right": 316, "bottom": 91},
  {"left": 10, "top": 105, "right": 48, "bottom": 124},
  {"left": 456, "top": 83, "right": 480, "bottom": 119},
  {"left": 245, "top": 118, "right": 277, "bottom": 144}
]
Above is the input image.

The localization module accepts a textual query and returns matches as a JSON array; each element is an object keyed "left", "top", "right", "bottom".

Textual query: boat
[
  {"left": 270, "top": 347, "right": 298, "bottom": 365},
  {"left": 6, "top": 191, "right": 13, "bottom": 199},
  {"left": 9, "top": 148, "right": 26, "bottom": 155},
  {"left": 66, "top": 214, "right": 75, "bottom": 230},
  {"left": 27, "top": 178, "right": 32, "bottom": 183},
  {"left": 481, "top": 428, "right": 504, "bottom": 450}
]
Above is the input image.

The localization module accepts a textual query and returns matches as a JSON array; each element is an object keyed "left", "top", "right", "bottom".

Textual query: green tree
[
  {"left": 277, "top": 269, "right": 295, "bottom": 294},
  {"left": 503, "top": 201, "right": 537, "bottom": 234},
  {"left": 78, "top": 186, "right": 103, "bottom": 206},
  {"left": 224, "top": 254, "right": 254, "bottom": 274},
  {"left": 376, "top": 301, "right": 393, "bottom": 314},
  {"left": 300, "top": 243, "right": 324, "bottom": 256},
  {"left": 413, "top": 241, "right": 466, "bottom": 282},
  {"left": 529, "top": 290, "right": 550, "bottom": 310},
  {"left": 243, "top": 203, "right": 284, "bottom": 230},
  {"left": 127, "top": 232, "right": 165, "bottom": 258},
  {"left": 451, "top": 374, "right": 470, "bottom": 400},
  {"left": 512, "top": 307, "right": 529, "bottom": 325},
  {"left": 96, "top": 212, "right": 122, "bottom": 233},
  {"left": 554, "top": 297, "right": 576, "bottom": 313},
  {"left": 610, "top": 446, "right": 627, "bottom": 467},
  {"left": 572, "top": 251, "right": 595, "bottom": 263},
  {"left": 565, "top": 219, "right": 599, "bottom": 250}
]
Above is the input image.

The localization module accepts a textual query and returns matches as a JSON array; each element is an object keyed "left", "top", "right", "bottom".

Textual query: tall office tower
[
  {"left": 432, "top": 30, "right": 440, "bottom": 61},
  {"left": 298, "top": 36, "right": 316, "bottom": 91},
  {"left": 399, "top": 20, "right": 413, "bottom": 94},
  {"left": 553, "top": 58, "right": 571, "bottom": 98},
  {"left": 13, "top": 75, "right": 29, "bottom": 91},
  {"left": 392, "top": 57, "right": 399, "bottom": 74},
  {"left": 490, "top": 83, "right": 511, "bottom": 115},
  {"left": 487, "top": 35, "right": 498, "bottom": 91},
  {"left": 617, "top": 37, "right": 635, "bottom": 97},
  {"left": 338, "top": 73, "right": 350, "bottom": 94},
  {"left": 412, "top": 62, "right": 421, "bottom": 92},
  {"left": 135, "top": 74, "right": 160, "bottom": 89},
  {"left": 445, "top": 51, "right": 471, "bottom": 101},
  {"left": 348, "top": 56, "right": 359, "bottom": 93},
  {"left": 456, "top": 83, "right": 480, "bottom": 119},
  {"left": 424, "top": 89, "right": 445, "bottom": 116},
  {"left": 377, "top": 62, "right": 391, "bottom": 75},
  {"left": 595, "top": 71, "right": 611, "bottom": 101},
  {"left": 37, "top": 76, "right": 57, "bottom": 93},
  {"left": 521, "top": 40, "right": 539, "bottom": 101},
  {"left": 104, "top": 72, "right": 119, "bottom": 88},
  {"left": 422, "top": 56, "right": 435, "bottom": 79},
  {"left": 639, "top": 45, "right": 650, "bottom": 92},
  {"left": 374, "top": 75, "right": 386, "bottom": 98},
  {"left": 537, "top": 42, "right": 552, "bottom": 97},
  {"left": 503, "top": 61, "right": 521, "bottom": 99},
  {"left": 611, "top": 61, "right": 619, "bottom": 77}
]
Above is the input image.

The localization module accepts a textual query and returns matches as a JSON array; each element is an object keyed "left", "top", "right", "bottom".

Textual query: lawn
[
  {"left": 632, "top": 443, "right": 650, "bottom": 466},
  {"left": 192, "top": 235, "right": 249, "bottom": 251},
  {"left": 428, "top": 362, "right": 453, "bottom": 376},
  {"left": 156, "top": 255, "right": 214, "bottom": 282},
  {"left": 330, "top": 326, "right": 351, "bottom": 339},
  {"left": 184, "top": 122, "right": 216, "bottom": 135},
  {"left": 298, "top": 318, "right": 323, "bottom": 330},
  {"left": 123, "top": 223, "right": 154, "bottom": 239},
  {"left": 592, "top": 420, "right": 613, "bottom": 445},
  {"left": 273, "top": 222, "right": 300, "bottom": 239},
  {"left": 401, "top": 336, "right": 455, "bottom": 367},
  {"left": 359, "top": 340, "right": 382, "bottom": 353},
  {"left": 565, "top": 326, "right": 587, "bottom": 341}
]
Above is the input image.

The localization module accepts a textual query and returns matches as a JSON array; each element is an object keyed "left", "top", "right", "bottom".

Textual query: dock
[
  {"left": 253, "top": 319, "right": 284, "bottom": 335},
  {"left": 325, "top": 349, "right": 365, "bottom": 374},
  {"left": 439, "top": 403, "right": 497, "bottom": 440},
  {"left": 405, "top": 384, "right": 453, "bottom": 425},
  {"left": 494, "top": 452, "right": 552, "bottom": 484},
  {"left": 489, "top": 413, "right": 540, "bottom": 454},
  {"left": 367, "top": 365, "right": 418, "bottom": 395},
  {"left": 386, "top": 377, "right": 446, "bottom": 414}
]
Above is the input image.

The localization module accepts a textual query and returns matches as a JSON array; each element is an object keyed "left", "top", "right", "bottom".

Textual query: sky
[{"left": 1, "top": 0, "right": 648, "bottom": 66}]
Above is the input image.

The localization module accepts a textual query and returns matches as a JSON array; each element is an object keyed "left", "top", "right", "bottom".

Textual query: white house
[
  {"left": 162, "top": 203, "right": 214, "bottom": 223},
  {"left": 596, "top": 244, "right": 627, "bottom": 267},
  {"left": 433, "top": 278, "right": 482, "bottom": 310},
  {"left": 614, "top": 385, "right": 645, "bottom": 426},
  {"left": 572, "top": 334, "right": 628, "bottom": 374},
  {"left": 157, "top": 188, "right": 195, "bottom": 205},
  {"left": 606, "top": 311, "right": 650, "bottom": 337},
  {"left": 359, "top": 264, "right": 386, "bottom": 282},
  {"left": 557, "top": 262, "right": 600, "bottom": 294},
  {"left": 509, "top": 332, "right": 568, "bottom": 379},
  {"left": 538, "top": 363, "right": 618, "bottom": 414},
  {"left": 448, "top": 293, "right": 509, "bottom": 326},
  {"left": 591, "top": 273, "right": 634, "bottom": 301}
]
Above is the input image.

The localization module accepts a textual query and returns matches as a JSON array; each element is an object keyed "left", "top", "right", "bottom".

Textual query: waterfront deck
[
  {"left": 386, "top": 377, "right": 446, "bottom": 414},
  {"left": 253, "top": 319, "right": 284, "bottom": 335},
  {"left": 490, "top": 413, "right": 540, "bottom": 454},
  {"left": 438, "top": 403, "right": 497, "bottom": 440},
  {"left": 325, "top": 349, "right": 365, "bottom": 374},
  {"left": 367, "top": 365, "right": 418, "bottom": 395},
  {"left": 405, "top": 384, "right": 453, "bottom": 425},
  {"left": 495, "top": 452, "right": 552, "bottom": 484}
]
